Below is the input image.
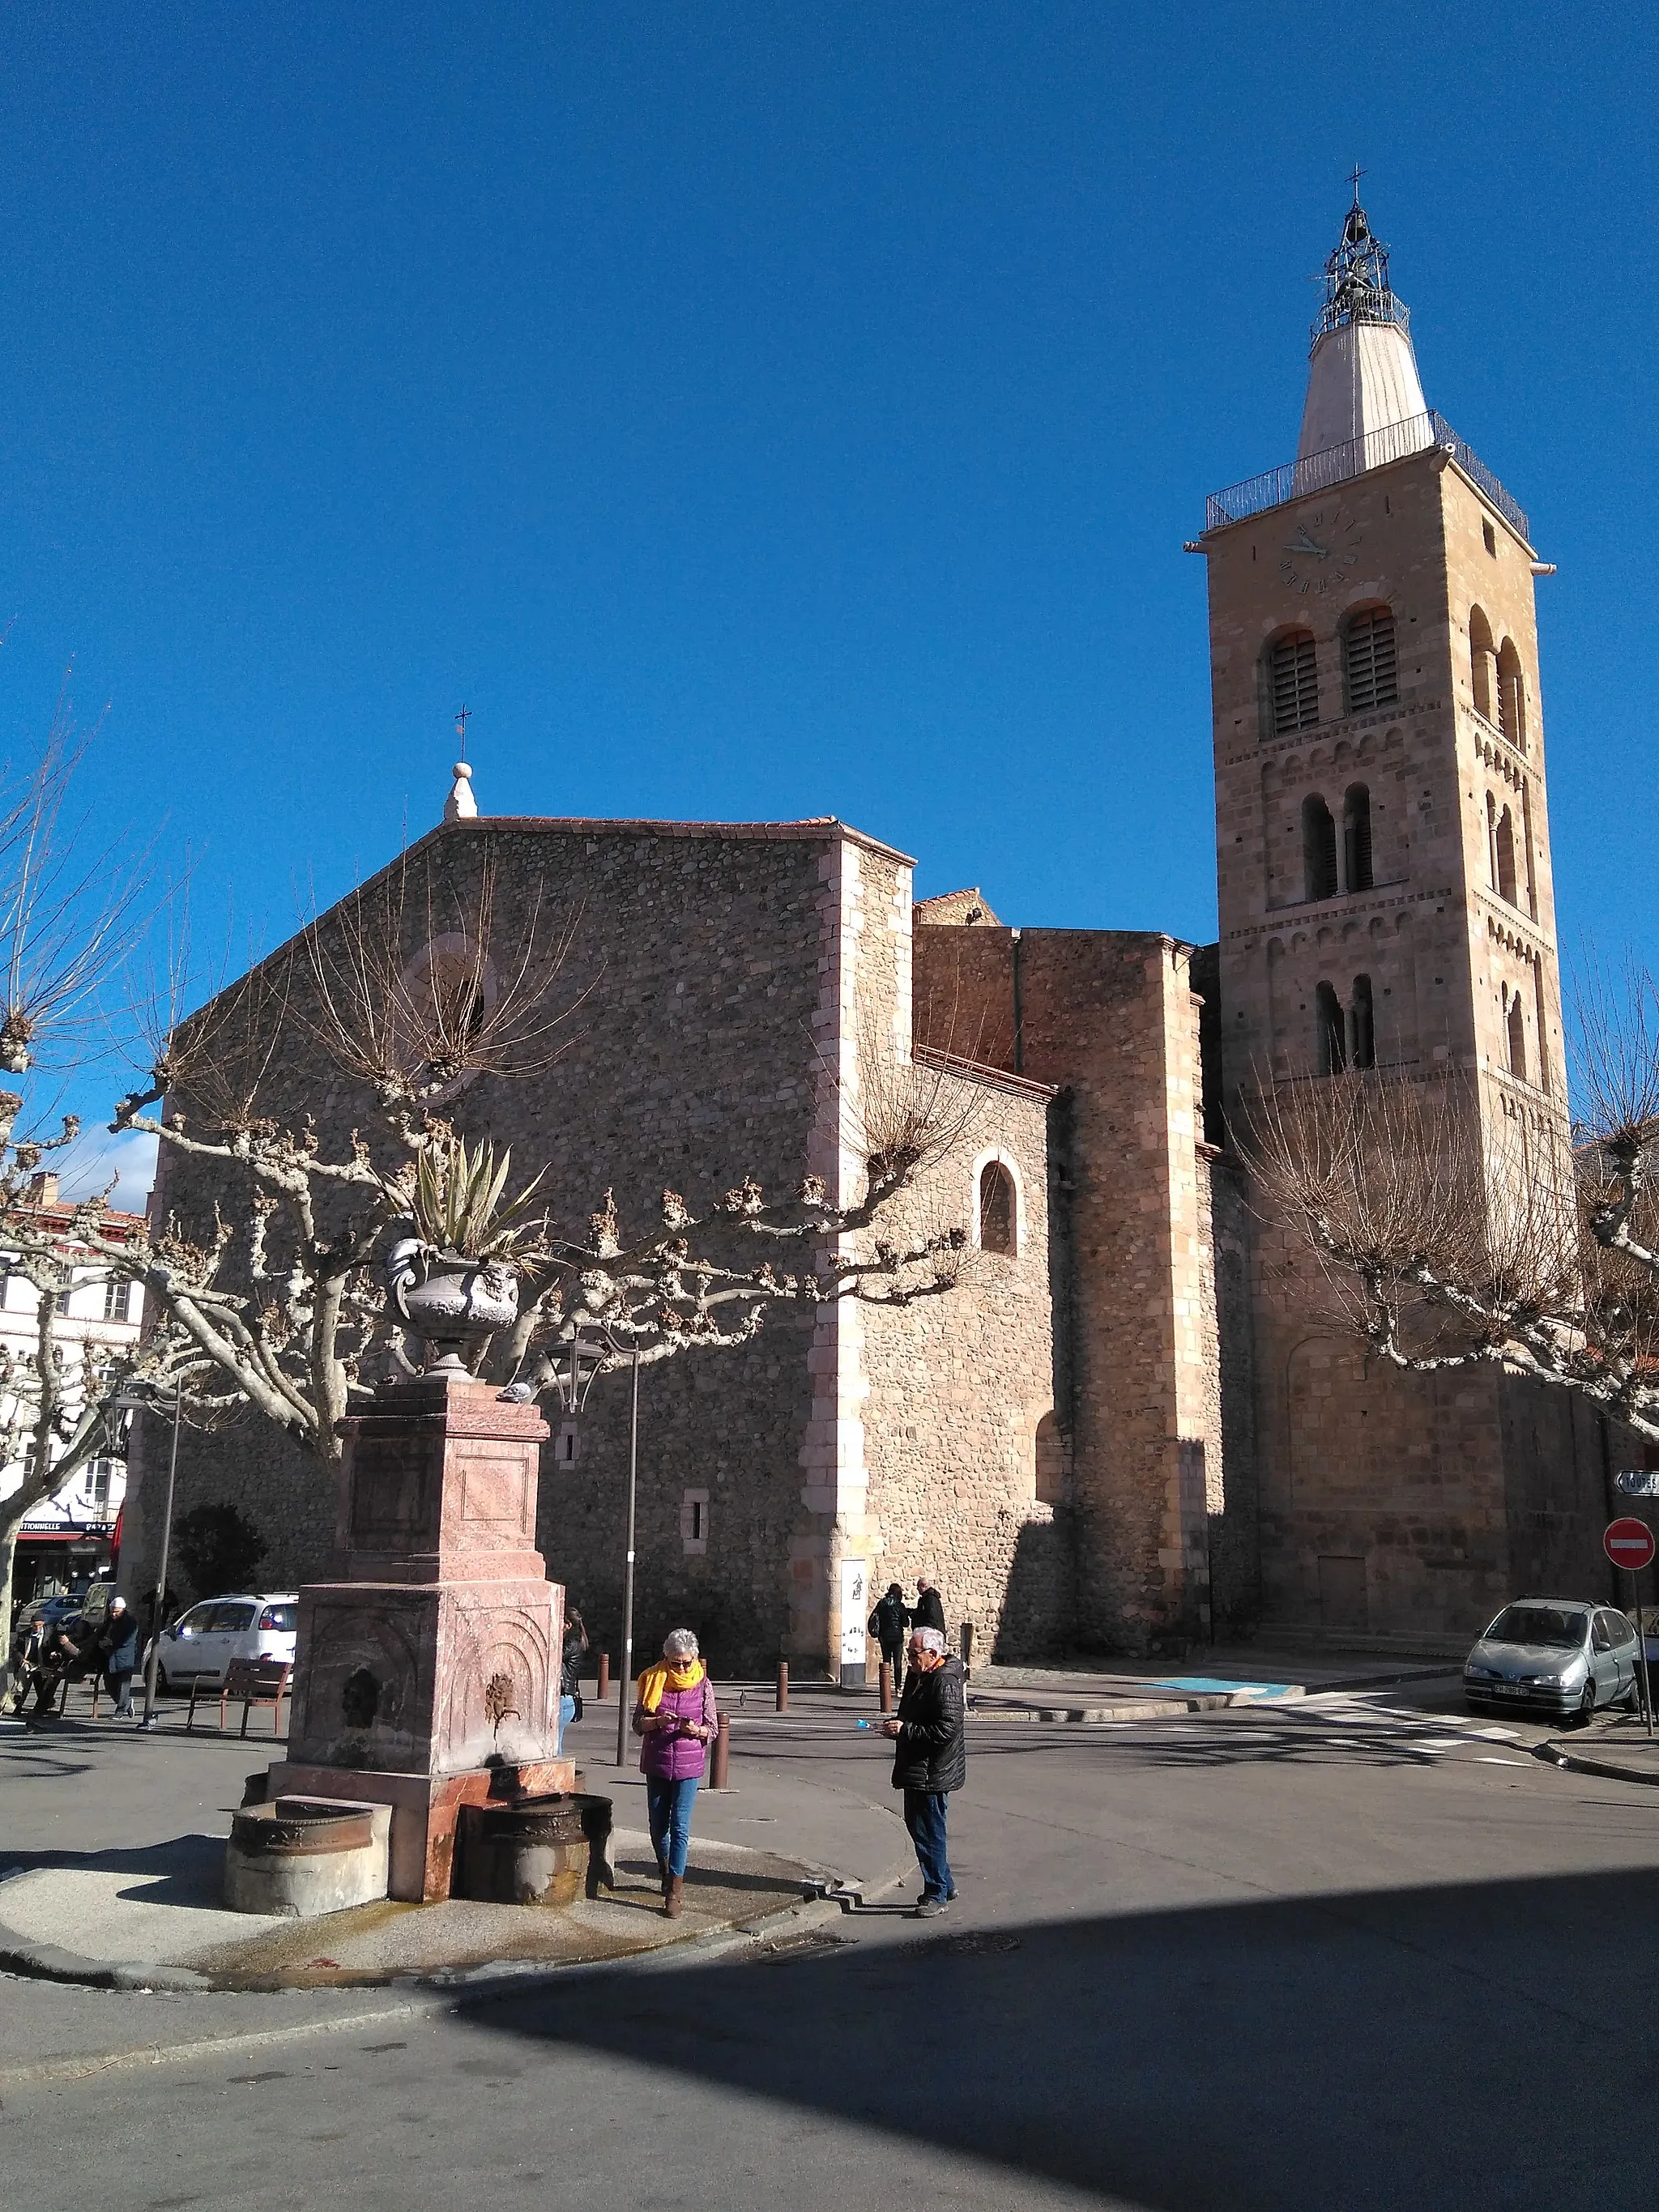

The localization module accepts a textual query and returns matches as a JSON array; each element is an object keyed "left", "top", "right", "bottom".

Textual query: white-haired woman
[{"left": 633, "top": 1628, "right": 718, "bottom": 1918}]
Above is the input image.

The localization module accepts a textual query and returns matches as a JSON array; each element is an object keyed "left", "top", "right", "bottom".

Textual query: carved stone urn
[{"left": 386, "top": 1237, "right": 521, "bottom": 1374}]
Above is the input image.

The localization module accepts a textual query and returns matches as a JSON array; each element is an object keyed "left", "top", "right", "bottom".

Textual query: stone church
[{"left": 125, "top": 198, "right": 1623, "bottom": 1670}]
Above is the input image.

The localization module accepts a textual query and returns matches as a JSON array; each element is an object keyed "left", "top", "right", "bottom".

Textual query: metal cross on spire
[
  {"left": 1347, "top": 164, "right": 1366, "bottom": 206},
  {"left": 445, "top": 705, "right": 478, "bottom": 822}
]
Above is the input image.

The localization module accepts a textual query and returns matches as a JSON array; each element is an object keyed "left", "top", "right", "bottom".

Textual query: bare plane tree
[
  {"left": 1246, "top": 1019, "right": 1659, "bottom": 1441},
  {"left": 104, "top": 855, "right": 983, "bottom": 1460}
]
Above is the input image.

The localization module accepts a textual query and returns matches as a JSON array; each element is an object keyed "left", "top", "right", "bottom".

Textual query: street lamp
[
  {"left": 542, "top": 1328, "right": 642, "bottom": 1768},
  {"left": 109, "top": 1377, "right": 183, "bottom": 1731}
]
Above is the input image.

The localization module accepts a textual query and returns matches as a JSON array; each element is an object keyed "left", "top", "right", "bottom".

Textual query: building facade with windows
[
  {"left": 0, "top": 1174, "right": 147, "bottom": 1605},
  {"left": 120, "top": 198, "right": 1612, "bottom": 1665}
]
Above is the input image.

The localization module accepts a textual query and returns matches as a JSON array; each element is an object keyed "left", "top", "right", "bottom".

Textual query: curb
[
  {"left": 0, "top": 1836, "right": 903, "bottom": 2008},
  {"left": 1536, "top": 1737, "right": 1659, "bottom": 1788},
  {"left": 966, "top": 1688, "right": 1307, "bottom": 1724},
  {"left": 0, "top": 1882, "right": 883, "bottom": 2091}
]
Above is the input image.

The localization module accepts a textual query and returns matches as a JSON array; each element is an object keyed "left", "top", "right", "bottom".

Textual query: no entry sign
[{"left": 1604, "top": 1517, "right": 1657, "bottom": 1572}]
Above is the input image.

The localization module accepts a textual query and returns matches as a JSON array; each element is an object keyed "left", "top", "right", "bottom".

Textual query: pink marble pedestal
[{"left": 260, "top": 1371, "right": 573, "bottom": 1901}]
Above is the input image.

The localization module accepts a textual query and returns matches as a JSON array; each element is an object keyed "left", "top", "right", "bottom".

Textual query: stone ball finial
[{"left": 444, "top": 761, "right": 478, "bottom": 824}]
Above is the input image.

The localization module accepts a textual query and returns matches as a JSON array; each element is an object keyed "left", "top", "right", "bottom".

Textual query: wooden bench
[{"left": 188, "top": 1657, "right": 292, "bottom": 1737}]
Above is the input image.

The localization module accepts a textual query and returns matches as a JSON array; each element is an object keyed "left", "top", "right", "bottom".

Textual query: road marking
[{"left": 1474, "top": 1756, "right": 1530, "bottom": 1766}]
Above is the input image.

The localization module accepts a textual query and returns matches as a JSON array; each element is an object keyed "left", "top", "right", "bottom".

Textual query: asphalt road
[{"left": 6, "top": 1686, "right": 1659, "bottom": 2211}]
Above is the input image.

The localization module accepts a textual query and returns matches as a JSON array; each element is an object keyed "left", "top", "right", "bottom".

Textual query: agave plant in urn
[{"left": 385, "top": 1134, "right": 547, "bottom": 1375}]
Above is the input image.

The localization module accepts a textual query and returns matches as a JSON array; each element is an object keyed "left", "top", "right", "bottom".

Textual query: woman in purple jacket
[{"left": 633, "top": 1628, "right": 718, "bottom": 1917}]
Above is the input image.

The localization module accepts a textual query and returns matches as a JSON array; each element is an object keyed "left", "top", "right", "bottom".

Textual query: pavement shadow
[
  {"left": 0, "top": 1832, "right": 225, "bottom": 1906},
  {"left": 452, "top": 1865, "right": 1659, "bottom": 2211}
]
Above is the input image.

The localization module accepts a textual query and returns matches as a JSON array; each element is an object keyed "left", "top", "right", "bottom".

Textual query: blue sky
[{"left": 0, "top": 4, "right": 1653, "bottom": 1198}]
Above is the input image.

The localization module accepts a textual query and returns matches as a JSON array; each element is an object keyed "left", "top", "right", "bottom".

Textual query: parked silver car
[
  {"left": 1464, "top": 1598, "right": 1641, "bottom": 1721},
  {"left": 153, "top": 1594, "right": 297, "bottom": 1691}
]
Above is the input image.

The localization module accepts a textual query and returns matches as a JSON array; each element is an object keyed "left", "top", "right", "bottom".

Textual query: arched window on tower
[
  {"left": 1495, "top": 807, "right": 1517, "bottom": 906},
  {"left": 1350, "top": 975, "right": 1375, "bottom": 1069},
  {"left": 1303, "top": 795, "right": 1338, "bottom": 901},
  {"left": 1486, "top": 792, "right": 1499, "bottom": 889},
  {"left": 1342, "top": 784, "right": 1373, "bottom": 892},
  {"left": 1469, "top": 606, "right": 1496, "bottom": 722},
  {"left": 1344, "top": 605, "right": 1398, "bottom": 713},
  {"left": 1268, "top": 631, "right": 1319, "bottom": 735},
  {"left": 979, "top": 1161, "right": 1017, "bottom": 1255},
  {"left": 1497, "top": 640, "right": 1527, "bottom": 750},
  {"left": 1507, "top": 991, "right": 1526, "bottom": 1081},
  {"left": 1316, "top": 982, "right": 1347, "bottom": 1074}
]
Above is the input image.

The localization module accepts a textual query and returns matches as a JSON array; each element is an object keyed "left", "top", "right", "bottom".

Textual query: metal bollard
[
  {"left": 596, "top": 1651, "right": 611, "bottom": 1701},
  {"left": 776, "top": 1660, "right": 789, "bottom": 1714},
  {"left": 710, "top": 1712, "right": 731, "bottom": 1790},
  {"left": 959, "top": 1622, "right": 975, "bottom": 1673},
  {"left": 879, "top": 1660, "right": 894, "bottom": 1714}
]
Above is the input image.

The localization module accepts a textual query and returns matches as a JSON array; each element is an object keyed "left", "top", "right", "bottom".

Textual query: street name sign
[
  {"left": 1616, "top": 1470, "right": 1659, "bottom": 1498},
  {"left": 1604, "top": 1518, "right": 1657, "bottom": 1572}
]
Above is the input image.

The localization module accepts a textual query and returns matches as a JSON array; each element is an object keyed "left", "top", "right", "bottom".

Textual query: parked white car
[{"left": 153, "top": 1594, "right": 297, "bottom": 1691}]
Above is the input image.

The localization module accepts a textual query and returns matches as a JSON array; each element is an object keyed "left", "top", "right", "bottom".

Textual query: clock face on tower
[{"left": 1279, "top": 503, "right": 1363, "bottom": 596}]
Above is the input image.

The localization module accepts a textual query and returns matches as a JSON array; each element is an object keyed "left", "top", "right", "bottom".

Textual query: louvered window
[
  {"left": 1269, "top": 633, "right": 1319, "bottom": 734},
  {"left": 1344, "top": 607, "right": 1397, "bottom": 712}
]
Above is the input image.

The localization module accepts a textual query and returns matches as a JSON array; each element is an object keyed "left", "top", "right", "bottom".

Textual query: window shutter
[
  {"left": 1345, "top": 610, "right": 1398, "bottom": 712},
  {"left": 1270, "top": 634, "right": 1319, "bottom": 733}
]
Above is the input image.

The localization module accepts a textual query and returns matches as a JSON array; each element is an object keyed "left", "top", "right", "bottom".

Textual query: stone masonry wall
[
  {"left": 124, "top": 813, "right": 1075, "bottom": 1680},
  {"left": 126, "top": 819, "right": 859, "bottom": 1676},
  {"left": 914, "top": 922, "right": 1230, "bottom": 1652}
]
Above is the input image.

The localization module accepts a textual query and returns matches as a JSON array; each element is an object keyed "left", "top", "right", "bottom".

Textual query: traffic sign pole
[
  {"left": 1636, "top": 1565, "right": 1657, "bottom": 1739},
  {"left": 1604, "top": 1519, "right": 1658, "bottom": 1737}
]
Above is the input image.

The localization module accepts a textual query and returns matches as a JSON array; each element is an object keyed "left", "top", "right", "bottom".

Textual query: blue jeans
[
  {"left": 557, "top": 1693, "right": 576, "bottom": 1752},
  {"left": 646, "top": 1774, "right": 701, "bottom": 1878},
  {"left": 903, "top": 1788, "right": 953, "bottom": 1900}
]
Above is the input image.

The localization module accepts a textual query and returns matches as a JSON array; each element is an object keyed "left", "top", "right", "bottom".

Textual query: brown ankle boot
[{"left": 665, "top": 1873, "right": 684, "bottom": 1919}]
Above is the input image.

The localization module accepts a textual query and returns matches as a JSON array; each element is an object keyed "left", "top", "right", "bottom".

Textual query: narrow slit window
[
  {"left": 1495, "top": 808, "right": 1517, "bottom": 906},
  {"left": 1350, "top": 975, "right": 1375, "bottom": 1069},
  {"left": 979, "top": 1162, "right": 1017, "bottom": 1255},
  {"left": 1344, "top": 607, "right": 1398, "bottom": 713},
  {"left": 1302, "top": 795, "right": 1338, "bottom": 901},
  {"left": 1269, "top": 633, "right": 1319, "bottom": 734},
  {"left": 1343, "top": 784, "right": 1373, "bottom": 893},
  {"left": 1497, "top": 641, "right": 1527, "bottom": 751},
  {"left": 1507, "top": 993, "right": 1526, "bottom": 1081},
  {"left": 1316, "top": 982, "right": 1347, "bottom": 1075}
]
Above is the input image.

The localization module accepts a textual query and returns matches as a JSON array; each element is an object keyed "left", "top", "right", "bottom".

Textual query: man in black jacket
[
  {"left": 867, "top": 1583, "right": 911, "bottom": 1693},
  {"left": 882, "top": 1625, "right": 965, "bottom": 1916},
  {"left": 912, "top": 1578, "right": 946, "bottom": 1636}
]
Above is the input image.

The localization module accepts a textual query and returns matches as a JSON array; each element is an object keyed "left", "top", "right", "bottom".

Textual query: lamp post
[
  {"left": 615, "top": 1338, "right": 640, "bottom": 1771},
  {"left": 110, "top": 1378, "right": 183, "bottom": 1732},
  {"left": 543, "top": 1328, "right": 642, "bottom": 1770}
]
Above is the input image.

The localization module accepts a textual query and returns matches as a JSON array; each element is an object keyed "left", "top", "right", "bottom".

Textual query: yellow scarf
[{"left": 637, "top": 1657, "right": 706, "bottom": 1711}]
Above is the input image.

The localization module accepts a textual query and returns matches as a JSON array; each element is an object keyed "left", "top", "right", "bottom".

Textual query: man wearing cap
[{"left": 881, "top": 1623, "right": 966, "bottom": 1916}]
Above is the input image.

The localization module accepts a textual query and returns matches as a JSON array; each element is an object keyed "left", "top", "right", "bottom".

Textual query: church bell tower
[
  {"left": 1205, "top": 190, "right": 1565, "bottom": 1168},
  {"left": 1196, "top": 191, "right": 1571, "bottom": 1638}
]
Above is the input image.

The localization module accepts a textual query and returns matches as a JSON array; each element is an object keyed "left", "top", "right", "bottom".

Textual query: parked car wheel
[
  {"left": 1576, "top": 1679, "right": 1596, "bottom": 1726},
  {"left": 155, "top": 1665, "right": 171, "bottom": 1694}
]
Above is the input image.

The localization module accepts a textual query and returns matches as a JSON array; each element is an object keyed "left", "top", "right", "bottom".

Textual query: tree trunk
[{"left": 1, "top": 1505, "right": 28, "bottom": 1705}]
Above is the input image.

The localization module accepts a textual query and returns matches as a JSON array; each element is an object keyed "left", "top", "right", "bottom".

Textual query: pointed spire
[
  {"left": 1296, "top": 185, "right": 1429, "bottom": 470},
  {"left": 444, "top": 761, "right": 477, "bottom": 823},
  {"left": 443, "top": 704, "right": 478, "bottom": 824}
]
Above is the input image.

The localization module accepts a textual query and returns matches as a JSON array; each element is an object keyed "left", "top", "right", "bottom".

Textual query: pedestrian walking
[
  {"left": 96, "top": 1596, "right": 140, "bottom": 1718},
  {"left": 558, "top": 1605, "right": 589, "bottom": 1751},
  {"left": 882, "top": 1622, "right": 965, "bottom": 1916},
  {"left": 633, "top": 1628, "right": 718, "bottom": 1919},
  {"left": 868, "top": 1581, "right": 912, "bottom": 1693},
  {"left": 912, "top": 1577, "right": 946, "bottom": 1636}
]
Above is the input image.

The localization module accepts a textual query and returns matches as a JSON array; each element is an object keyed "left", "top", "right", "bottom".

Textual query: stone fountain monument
[{"left": 253, "top": 1252, "right": 574, "bottom": 1902}]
